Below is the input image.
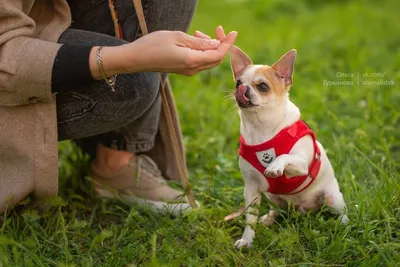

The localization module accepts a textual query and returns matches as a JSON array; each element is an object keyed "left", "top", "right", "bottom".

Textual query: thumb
[
  {"left": 216, "top": 31, "right": 238, "bottom": 54},
  {"left": 181, "top": 35, "right": 221, "bottom": 51}
]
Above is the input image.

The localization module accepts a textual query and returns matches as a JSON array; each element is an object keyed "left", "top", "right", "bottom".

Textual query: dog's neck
[{"left": 239, "top": 99, "right": 301, "bottom": 145}]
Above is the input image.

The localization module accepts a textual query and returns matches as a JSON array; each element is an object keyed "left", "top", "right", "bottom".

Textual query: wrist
[
  {"left": 89, "top": 45, "right": 132, "bottom": 80},
  {"left": 117, "top": 43, "right": 142, "bottom": 73}
]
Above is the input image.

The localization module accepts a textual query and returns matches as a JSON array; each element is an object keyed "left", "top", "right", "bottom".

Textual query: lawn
[{"left": 1, "top": 0, "right": 400, "bottom": 266}]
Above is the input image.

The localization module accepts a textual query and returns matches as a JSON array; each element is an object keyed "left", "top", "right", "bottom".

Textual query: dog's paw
[
  {"left": 235, "top": 238, "right": 253, "bottom": 248},
  {"left": 264, "top": 161, "right": 284, "bottom": 178},
  {"left": 259, "top": 211, "right": 278, "bottom": 226},
  {"left": 259, "top": 214, "right": 274, "bottom": 226},
  {"left": 340, "top": 214, "right": 349, "bottom": 224}
]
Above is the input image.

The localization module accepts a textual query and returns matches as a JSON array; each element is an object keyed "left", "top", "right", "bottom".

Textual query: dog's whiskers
[
  {"left": 228, "top": 104, "right": 238, "bottom": 111},
  {"left": 223, "top": 95, "right": 234, "bottom": 100}
]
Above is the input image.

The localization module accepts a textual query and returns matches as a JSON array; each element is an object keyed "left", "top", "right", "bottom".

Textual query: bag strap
[
  {"left": 132, "top": 0, "right": 148, "bottom": 35},
  {"left": 108, "top": 0, "right": 197, "bottom": 208}
]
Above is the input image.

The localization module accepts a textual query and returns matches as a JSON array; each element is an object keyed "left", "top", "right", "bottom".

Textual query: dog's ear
[
  {"left": 230, "top": 46, "right": 252, "bottom": 81},
  {"left": 272, "top": 49, "right": 296, "bottom": 87}
]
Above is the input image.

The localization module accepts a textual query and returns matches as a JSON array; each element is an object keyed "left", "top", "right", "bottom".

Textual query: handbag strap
[
  {"left": 108, "top": 0, "right": 197, "bottom": 208},
  {"left": 132, "top": 0, "right": 148, "bottom": 35}
]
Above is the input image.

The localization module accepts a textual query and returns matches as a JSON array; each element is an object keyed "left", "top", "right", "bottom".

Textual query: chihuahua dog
[{"left": 230, "top": 46, "right": 348, "bottom": 248}]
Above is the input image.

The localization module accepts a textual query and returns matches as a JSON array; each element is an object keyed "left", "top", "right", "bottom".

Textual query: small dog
[{"left": 229, "top": 46, "right": 348, "bottom": 248}]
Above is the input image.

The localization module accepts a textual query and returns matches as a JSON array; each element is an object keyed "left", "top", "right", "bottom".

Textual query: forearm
[
  {"left": 52, "top": 44, "right": 134, "bottom": 92},
  {"left": 54, "top": 28, "right": 237, "bottom": 92},
  {"left": 51, "top": 44, "right": 94, "bottom": 92}
]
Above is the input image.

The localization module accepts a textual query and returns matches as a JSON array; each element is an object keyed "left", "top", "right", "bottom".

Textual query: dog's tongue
[{"left": 234, "top": 84, "right": 249, "bottom": 104}]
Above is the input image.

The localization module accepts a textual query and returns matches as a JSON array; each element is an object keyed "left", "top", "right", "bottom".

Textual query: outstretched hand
[
  {"left": 123, "top": 25, "right": 237, "bottom": 75},
  {"left": 90, "top": 26, "right": 238, "bottom": 79}
]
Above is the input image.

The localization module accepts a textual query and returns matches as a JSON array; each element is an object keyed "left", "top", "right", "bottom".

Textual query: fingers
[
  {"left": 215, "top": 26, "right": 226, "bottom": 41},
  {"left": 183, "top": 26, "right": 229, "bottom": 51},
  {"left": 180, "top": 33, "right": 221, "bottom": 51},
  {"left": 194, "top": 30, "right": 211, "bottom": 39},
  {"left": 192, "top": 31, "right": 238, "bottom": 64},
  {"left": 217, "top": 30, "right": 238, "bottom": 54},
  {"left": 194, "top": 27, "right": 225, "bottom": 41},
  {"left": 180, "top": 26, "right": 238, "bottom": 74}
]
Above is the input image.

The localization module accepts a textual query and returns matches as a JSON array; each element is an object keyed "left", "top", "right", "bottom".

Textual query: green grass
[{"left": 1, "top": 0, "right": 400, "bottom": 266}]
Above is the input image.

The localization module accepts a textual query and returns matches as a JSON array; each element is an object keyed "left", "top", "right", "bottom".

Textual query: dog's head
[{"left": 230, "top": 46, "right": 296, "bottom": 111}]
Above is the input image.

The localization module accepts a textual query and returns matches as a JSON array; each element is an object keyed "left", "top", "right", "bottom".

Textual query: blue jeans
[{"left": 57, "top": 0, "right": 197, "bottom": 157}]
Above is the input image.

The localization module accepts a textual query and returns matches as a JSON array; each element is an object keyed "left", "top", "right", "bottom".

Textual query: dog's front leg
[
  {"left": 235, "top": 182, "right": 261, "bottom": 248},
  {"left": 264, "top": 154, "right": 309, "bottom": 178}
]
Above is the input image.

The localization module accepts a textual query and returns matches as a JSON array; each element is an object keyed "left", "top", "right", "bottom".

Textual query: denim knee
[
  {"left": 57, "top": 71, "right": 160, "bottom": 141},
  {"left": 115, "top": 71, "right": 160, "bottom": 121}
]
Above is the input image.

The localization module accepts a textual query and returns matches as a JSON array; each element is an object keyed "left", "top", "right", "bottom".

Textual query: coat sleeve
[{"left": 0, "top": 0, "right": 64, "bottom": 106}]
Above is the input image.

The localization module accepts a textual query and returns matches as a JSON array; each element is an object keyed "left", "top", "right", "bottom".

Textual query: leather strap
[
  {"left": 108, "top": 0, "right": 123, "bottom": 39},
  {"left": 109, "top": 0, "right": 197, "bottom": 208},
  {"left": 132, "top": 0, "right": 148, "bottom": 35}
]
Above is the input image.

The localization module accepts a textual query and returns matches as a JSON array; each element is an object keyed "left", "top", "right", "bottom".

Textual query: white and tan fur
[{"left": 230, "top": 47, "right": 348, "bottom": 248}]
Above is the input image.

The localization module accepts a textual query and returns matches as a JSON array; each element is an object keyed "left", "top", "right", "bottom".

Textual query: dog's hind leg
[
  {"left": 259, "top": 193, "right": 286, "bottom": 226},
  {"left": 259, "top": 210, "right": 280, "bottom": 226},
  {"left": 324, "top": 180, "right": 349, "bottom": 224}
]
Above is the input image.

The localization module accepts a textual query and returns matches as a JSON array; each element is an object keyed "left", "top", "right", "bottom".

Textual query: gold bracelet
[{"left": 96, "top": 46, "right": 117, "bottom": 92}]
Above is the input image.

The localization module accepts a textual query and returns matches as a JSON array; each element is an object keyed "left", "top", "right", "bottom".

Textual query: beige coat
[{"left": 0, "top": 0, "right": 185, "bottom": 213}]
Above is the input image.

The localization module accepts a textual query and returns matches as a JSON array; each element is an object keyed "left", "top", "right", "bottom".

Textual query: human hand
[
  {"left": 90, "top": 26, "right": 237, "bottom": 78},
  {"left": 124, "top": 26, "right": 237, "bottom": 75}
]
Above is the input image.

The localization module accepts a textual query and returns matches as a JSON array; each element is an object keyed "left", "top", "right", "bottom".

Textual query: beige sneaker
[{"left": 89, "top": 155, "right": 199, "bottom": 215}]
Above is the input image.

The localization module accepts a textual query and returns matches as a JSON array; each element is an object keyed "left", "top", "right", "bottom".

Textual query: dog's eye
[{"left": 257, "top": 82, "right": 269, "bottom": 92}]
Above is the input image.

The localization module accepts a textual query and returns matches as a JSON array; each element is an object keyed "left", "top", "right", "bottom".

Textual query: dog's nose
[{"left": 244, "top": 86, "right": 251, "bottom": 99}]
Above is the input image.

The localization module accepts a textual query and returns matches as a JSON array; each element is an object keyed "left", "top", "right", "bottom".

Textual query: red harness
[{"left": 239, "top": 120, "right": 321, "bottom": 195}]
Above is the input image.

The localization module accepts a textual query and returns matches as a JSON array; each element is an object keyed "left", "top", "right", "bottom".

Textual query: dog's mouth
[
  {"left": 234, "top": 84, "right": 256, "bottom": 108},
  {"left": 237, "top": 100, "right": 255, "bottom": 108}
]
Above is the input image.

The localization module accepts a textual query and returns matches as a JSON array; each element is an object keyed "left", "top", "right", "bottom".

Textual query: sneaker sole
[{"left": 95, "top": 188, "right": 200, "bottom": 215}]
